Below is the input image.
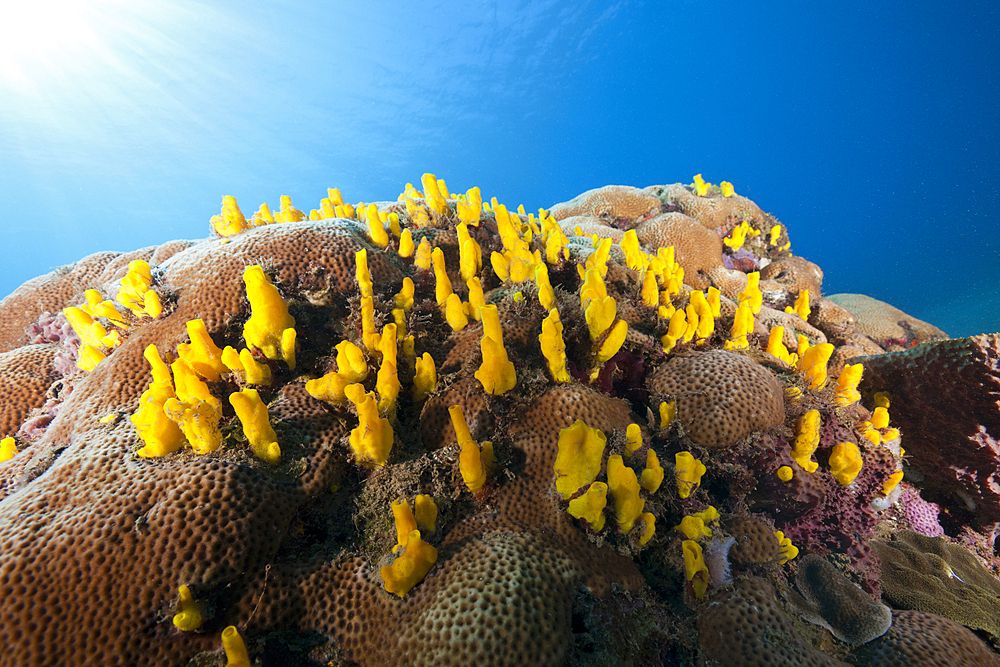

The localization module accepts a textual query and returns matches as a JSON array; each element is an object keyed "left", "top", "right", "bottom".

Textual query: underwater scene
[{"left": 0, "top": 2, "right": 998, "bottom": 666}]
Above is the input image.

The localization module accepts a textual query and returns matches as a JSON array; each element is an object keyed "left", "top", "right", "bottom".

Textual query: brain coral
[{"left": 0, "top": 176, "right": 996, "bottom": 667}]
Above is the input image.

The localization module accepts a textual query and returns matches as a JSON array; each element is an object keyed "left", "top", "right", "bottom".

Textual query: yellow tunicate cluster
[
  {"left": 345, "top": 383, "right": 393, "bottom": 468},
  {"left": 172, "top": 585, "right": 204, "bottom": 632},
  {"left": 229, "top": 387, "right": 281, "bottom": 465},
  {"left": 412, "top": 352, "right": 437, "bottom": 403},
  {"left": 381, "top": 497, "right": 439, "bottom": 597},
  {"left": 539, "top": 309, "right": 571, "bottom": 383},
  {"left": 62, "top": 305, "right": 123, "bottom": 371},
  {"left": 724, "top": 285, "right": 756, "bottom": 351},
  {"left": 775, "top": 530, "right": 799, "bottom": 564},
  {"left": 640, "top": 449, "right": 664, "bottom": 493},
  {"left": 450, "top": 405, "right": 496, "bottom": 494},
  {"left": 242, "top": 265, "right": 296, "bottom": 369},
  {"left": 720, "top": 181, "right": 736, "bottom": 197},
  {"left": 356, "top": 249, "right": 379, "bottom": 351},
  {"left": 305, "top": 340, "right": 369, "bottom": 406},
  {"left": 829, "top": 441, "right": 863, "bottom": 485},
  {"left": 119, "top": 260, "right": 164, "bottom": 319},
  {"left": 674, "top": 506, "right": 719, "bottom": 540},
  {"left": 675, "top": 451, "right": 706, "bottom": 499},
  {"left": 723, "top": 220, "right": 759, "bottom": 250},
  {"left": 692, "top": 174, "right": 712, "bottom": 197},
  {"left": 567, "top": 482, "right": 608, "bottom": 531},
  {"left": 211, "top": 195, "right": 249, "bottom": 236},
  {"left": 659, "top": 400, "right": 677, "bottom": 428}
]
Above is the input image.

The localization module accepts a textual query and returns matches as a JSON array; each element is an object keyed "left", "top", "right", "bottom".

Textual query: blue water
[{"left": 1, "top": 0, "right": 997, "bottom": 336}]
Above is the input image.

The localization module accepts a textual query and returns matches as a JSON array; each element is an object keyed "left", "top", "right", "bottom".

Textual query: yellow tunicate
[
  {"left": 242, "top": 265, "right": 296, "bottom": 369},
  {"left": 724, "top": 302, "right": 754, "bottom": 351},
  {"left": 769, "top": 224, "right": 782, "bottom": 245},
  {"left": 539, "top": 308, "right": 571, "bottom": 383},
  {"left": 414, "top": 495, "right": 437, "bottom": 533},
  {"left": 535, "top": 263, "right": 556, "bottom": 311},
  {"left": 829, "top": 441, "right": 863, "bottom": 486},
  {"left": 277, "top": 195, "right": 306, "bottom": 222},
  {"left": 457, "top": 223, "right": 482, "bottom": 283},
  {"left": 567, "top": 482, "right": 608, "bottom": 532},
  {"left": 305, "top": 370, "right": 352, "bottom": 406},
  {"left": 674, "top": 451, "right": 706, "bottom": 499},
  {"left": 777, "top": 465, "right": 794, "bottom": 482},
  {"left": 221, "top": 626, "right": 251, "bottom": 667},
  {"left": 873, "top": 392, "right": 892, "bottom": 409},
  {"left": 766, "top": 325, "right": 797, "bottom": 365},
  {"left": 871, "top": 406, "right": 890, "bottom": 429},
  {"left": 625, "top": 423, "right": 643, "bottom": 455},
  {"left": 607, "top": 455, "right": 644, "bottom": 533},
  {"left": 775, "top": 531, "right": 799, "bottom": 565},
  {"left": 172, "top": 585, "right": 203, "bottom": 632},
  {"left": 345, "top": 383, "right": 393, "bottom": 467},
  {"left": 133, "top": 345, "right": 186, "bottom": 458},
  {"left": 177, "top": 319, "right": 228, "bottom": 382},
  {"left": 799, "top": 342, "right": 834, "bottom": 390},
  {"left": 444, "top": 293, "right": 468, "bottom": 331},
  {"left": 375, "top": 324, "right": 400, "bottom": 415},
  {"left": 363, "top": 204, "right": 389, "bottom": 248},
  {"left": 381, "top": 529, "right": 438, "bottom": 598},
  {"left": 162, "top": 396, "right": 222, "bottom": 456},
  {"left": 792, "top": 410, "right": 821, "bottom": 473},
  {"left": 638, "top": 513, "right": 656, "bottom": 546},
  {"left": 594, "top": 319, "right": 628, "bottom": 364},
  {"left": 412, "top": 352, "right": 437, "bottom": 403},
  {"left": 882, "top": 470, "right": 904, "bottom": 495},
  {"left": 640, "top": 449, "right": 664, "bottom": 493},
  {"left": 414, "top": 238, "right": 433, "bottom": 270},
  {"left": 553, "top": 420, "right": 606, "bottom": 500},
  {"left": 738, "top": 272, "right": 763, "bottom": 314},
  {"left": 720, "top": 181, "right": 735, "bottom": 197},
  {"left": 211, "top": 195, "right": 249, "bottom": 237},
  {"left": 723, "top": 221, "right": 749, "bottom": 250},
  {"left": 398, "top": 228, "right": 415, "bottom": 258},
  {"left": 690, "top": 290, "right": 714, "bottom": 341},
  {"left": 786, "top": 289, "right": 811, "bottom": 320},
  {"left": 432, "top": 247, "right": 453, "bottom": 306},
  {"left": 229, "top": 387, "right": 281, "bottom": 465},
  {"left": 585, "top": 295, "right": 617, "bottom": 341},
  {"left": 661, "top": 308, "right": 687, "bottom": 354},
  {"left": 675, "top": 515, "right": 713, "bottom": 540},
  {"left": 391, "top": 498, "right": 418, "bottom": 551},
  {"left": 659, "top": 400, "right": 677, "bottom": 429},
  {"left": 833, "top": 363, "right": 863, "bottom": 407},
  {"left": 474, "top": 305, "right": 516, "bottom": 395},
  {"left": 0, "top": 437, "right": 17, "bottom": 462},
  {"left": 692, "top": 174, "right": 710, "bottom": 197},
  {"left": 682, "top": 540, "right": 710, "bottom": 598},
  {"left": 333, "top": 340, "right": 368, "bottom": 382},
  {"left": 450, "top": 405, "right": 497, "bottom": 494},
  {"left": 620, "top": 229, "right": 646, "bottom": 271}
]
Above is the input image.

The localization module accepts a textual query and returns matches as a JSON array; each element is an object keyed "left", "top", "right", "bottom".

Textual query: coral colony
[{"left": 0, "top": 174, "right": 998, "bottom": 666}]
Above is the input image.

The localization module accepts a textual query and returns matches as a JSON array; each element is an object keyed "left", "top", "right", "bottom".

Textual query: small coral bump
[
  {"left": 659, "top": 400, "right": 677, "bottom": 429},
  {"left": 682, "top": 540, "right": 710, "bottom": 598},
  {"left": 380, "top": 529, "right": 438, "bottom": 598},
  {"left": 177, "top": 319, "right": 228, "bottom": 382},
  {"left": 607, "top": 455, "right": 644, "bottom": 534},
  {"left": 0, "top": 437, "right": 17, "bottom": 462},
  {"left": 640, "top": 449, "right": 664, "bottom": 493},
  {"left": 229, "top": 387, "right": 280, "bottom": 465},
  {"left": 539, "top": 308, "right": 571, "bottom": 383},
  {"left": 221, "top": 626, "right": 251, "bottom": 667},
  {"left": 638, "top": 512, "right": 656, "bottom": 546},
  {"left": 675, "top": 451, "right": 706, "bottom": 499},
  {"left": 777, "top": 465, "right": 794, "bottom": 482},
  {"left": 798, "top": 341, "right": 834, "bottom": 391},
  {"left": 554, "top": 420, "right": 607, "bottom": 500},
  {"left": 829, "top": 441, "right": 863, "bottom": 485},
  {"left": 345, "top": 383, "right": 393, "bottom": 467},
  {"left": 833, "top": 363, "right": 864, "bottom": 407},
  {"left": 775, "top": 530, "right": 799, "bottom": 564},
  {"left": 172, "top": 585, "right": 204, "bottom": 632},
  {"left": 785, "top": 289, "right": 811, "bottom": 320},
  {"left": 242, "top": 265, "right": 296, "bottom": 368},
  {"left": 567, "top": 482, "right": 608, "bottom": 532},
  {"left": 625, "top": 423, "right": 643, "bottom": 456},
  {"left": 793, "top": 410, "right": 821, "bottom": 473}
]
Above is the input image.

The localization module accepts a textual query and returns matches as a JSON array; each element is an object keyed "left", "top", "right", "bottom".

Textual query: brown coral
[
  {"left": 548, "top": 185, "right": 661, "bottom": 224},
  {"left": 855, "top": 610, "right": 1000, "bottom": 667},
  {"left": 634, "top": 212, "right": 723, "bottom": 290},
  {"left": 646, "top": 350, "right": 785, "bottom": 449},
  {"left": 826, "top": 293, "right": 948, "bottom": 349}
]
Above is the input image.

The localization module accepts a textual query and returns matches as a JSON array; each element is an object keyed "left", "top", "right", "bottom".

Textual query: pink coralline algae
[{"left": 900, "top": 487, "right": 945, "bottom": 537}]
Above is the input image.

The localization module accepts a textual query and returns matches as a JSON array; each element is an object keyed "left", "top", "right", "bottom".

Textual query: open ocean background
[{"left": 1, "top": 0, "right": 996, "bottom": 336}]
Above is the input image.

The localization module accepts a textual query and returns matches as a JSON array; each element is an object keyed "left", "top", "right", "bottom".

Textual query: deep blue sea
[{"left": 1, "top": 0, "right": 997, "bottom": 336}]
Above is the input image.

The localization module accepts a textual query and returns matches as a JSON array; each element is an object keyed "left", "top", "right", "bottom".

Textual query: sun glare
[{"left": 0, "top": 0, "right": 110, "bottom": 82}]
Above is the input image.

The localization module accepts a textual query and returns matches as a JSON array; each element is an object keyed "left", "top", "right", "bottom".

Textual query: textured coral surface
[{"left": 0, "top": 177, "right": 997, "bottom": 667}]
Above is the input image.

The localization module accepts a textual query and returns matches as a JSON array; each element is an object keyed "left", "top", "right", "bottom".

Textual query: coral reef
[{"left": 0, "top": 175, "right": 997, "bottom": 666}]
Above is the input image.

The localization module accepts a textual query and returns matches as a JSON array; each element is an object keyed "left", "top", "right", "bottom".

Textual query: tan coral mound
[
  {"left": 635, "top": 212, "right": 723, "bottom": 290},
  {"left": 827, "top": 293, "right": 948, "bottom": 349},
  {"left": 548, "top": 185, "right": 661, "bottom": 223},
  {"left": 646, "top": 349, "right": 785, "bottom": 449},
  {"left": 0, "top": 344, "right": 60, "bottom": 437},
  {"left": 856, "top": 610, "right": 1000, "bottom": 667}
]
